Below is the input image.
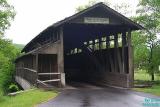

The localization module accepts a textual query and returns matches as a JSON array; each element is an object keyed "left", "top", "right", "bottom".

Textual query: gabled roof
[
  {"left": 51, "top": 2, "right": 143, "bottom": 29},
  {"left": 22, "top": 2, "right": 143, "bottom": 53}
]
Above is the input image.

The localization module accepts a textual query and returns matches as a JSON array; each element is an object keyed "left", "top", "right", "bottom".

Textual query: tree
[
  {"left": 132, "top": 31, "right": 149, "bottom": 69},
  {"left": 135, "top": 0, "right": 160, "bottom": 81},
  {"left": 152, "top": 44, "right": 160, "bottom": 74},
  {"left": 0, "top": 0, "right": 18, "bottom": 94},
  {"left": 0, "top": 38, "right": 20, "bottom": 94},
  {"left": 76, "top": 0, "right": 131, "bottom": 16},
  {"left": 0, "top": 0, "right": 15, "bottom": 36},
  {"left": 76, "top": 0, "right": 99, "bottom": 12}
]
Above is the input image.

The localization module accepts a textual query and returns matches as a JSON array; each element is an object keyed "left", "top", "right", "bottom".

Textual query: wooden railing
[
  {"left": 16, "top": 67, "right": 37, "bottom": 85},
  {"left": 16, "top": 68, "right": 61, "bottom": 88}
]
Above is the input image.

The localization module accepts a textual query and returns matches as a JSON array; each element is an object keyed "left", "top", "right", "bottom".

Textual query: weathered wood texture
[
  {"left": 38, "top": 54, "right": 59, "bottom": 86},
  {"left": 57, "top": 27, "right": 65, "bottom": 87},
  {"left": 15, "top": 55, "right": 37, "bottom": 88},
  {"left": 15, "top": 3, "right": 141, "bottom": 89},
  {"left": 127, "top": 29, "right": 134, "bottom": 87}
]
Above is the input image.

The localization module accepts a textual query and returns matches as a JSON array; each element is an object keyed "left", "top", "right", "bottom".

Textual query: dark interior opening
[{"left": 63, "top": 23, "right": 129, "bottom": 86}]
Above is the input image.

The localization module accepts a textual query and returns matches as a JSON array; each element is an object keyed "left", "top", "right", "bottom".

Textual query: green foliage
[
  {"left": 0, "top": 37, "right": 20, "bottom": 94},
  {"left": 0, "top": 0, "right": 15, "bottom": 36},
  {"left": 132, "top": 31, "right": 149, "bottom": 69},
  {"left": 133, "top": 0, "right": 160, "bottom": 80},
  {"left": 152, "top": 45, "right": 160, "bottom": 73},
  {"left": 134, "top": 69, "right": 160, "bottom": 96},
  {"left": 134, "top": 70, "right": 160, "bottom": 81},
  {"left": 76, "top": 0, "right": 112, "bottom": 12},
  {"left": 0, "top": 0, "right": 18, "bottom": 95},
  {"left": 76, "top": 0, "right": 99, "bottom": 12},
  {"left": 8, "top": 83, "right": 19, "bottom": 93},
  {"left": 76, "top": 0, "right": 131, "bottom": 16},
  {"left": 134, "top": 84, "right": 160, "bottom": 96}
]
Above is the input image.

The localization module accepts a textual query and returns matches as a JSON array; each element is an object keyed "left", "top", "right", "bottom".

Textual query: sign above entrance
[{"left": 84, "top": 17, "right": 109, "bottom": 24}]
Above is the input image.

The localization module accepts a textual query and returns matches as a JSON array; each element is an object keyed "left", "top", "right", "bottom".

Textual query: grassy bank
[
  {"left": 0, "top": 89, "right": 58, "bottom": 107},
  {"left": 134, "top": 70, "right": 160, "bottom": 96},
  {"left": 134, "top": 85, "right": 160, "bottom": 96}
]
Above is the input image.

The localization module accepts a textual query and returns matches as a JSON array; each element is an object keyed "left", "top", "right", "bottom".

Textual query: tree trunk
[
  {"left": 151, "top": 72, "right": 154, "bottom": 81},
  {"left": 149, "top": 44, "right": 154, "bottom": 81}
]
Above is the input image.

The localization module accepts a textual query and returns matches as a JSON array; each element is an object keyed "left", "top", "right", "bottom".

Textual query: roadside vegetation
[
  {"left": 0, "top": 89, "right": 58, "bottom": 107},
  {"left": 135, "top": 70, "right": 160, "bottom": 81},
  {"left": 134, "top": 70, "right": 160, "bottom": 96},
  {"left": 0, "top": 0, "right": 21, "bottom": 97},
  {"left": 134, "top": 84, "right": 160, "bottom": 96},
  {"left": 132, "top": 0, "right": 160, "bottom": 96}
]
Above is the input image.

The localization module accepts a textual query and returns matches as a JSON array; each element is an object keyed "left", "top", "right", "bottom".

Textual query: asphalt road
[{"left": 38, "top": 83, "right": 160, "bottom": 107}]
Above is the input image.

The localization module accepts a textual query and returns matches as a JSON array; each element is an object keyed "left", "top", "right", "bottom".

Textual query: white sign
[
  {"left": 159, "top": 65, "right": 160, "bottom": 71},
  {"left": 84, "top": 17, "right": 109, "bottom": 24}
]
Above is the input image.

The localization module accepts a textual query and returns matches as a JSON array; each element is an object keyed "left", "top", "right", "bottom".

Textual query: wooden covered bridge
[{"left": 15, "top": 3, "right": 143, "bottom": 89}]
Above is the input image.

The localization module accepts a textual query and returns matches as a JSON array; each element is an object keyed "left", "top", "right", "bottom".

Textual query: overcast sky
[{"left": 5, "top": 0, "right": 139, "bottom": 44}]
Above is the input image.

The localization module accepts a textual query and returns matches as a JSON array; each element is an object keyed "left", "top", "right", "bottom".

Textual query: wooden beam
[
  {"left": 37, "top": 79, "right": 49, "bottom": 86},
  {"left": 114, "top": 33, "right": 118, "bottom": 72},
  {"left": 17, "top": 67, "right": 37, "bottom": 73},
  {"left": 98, "top": 37, "right": 105, "bottom": 67},
  {"left": 122, "top": 32, "right": 126, "bottom": 74},
  {"left": 106, "top": 35, "right": 114, "bottom": 72},
  {"left": 38, "top": 73, "right": 60, "bottom": 75},
  {"left": 58, "top": 27, "right": 65, "bottom": 87},
  {"left": 127, "top": 29, "right": 134, "bottom": 87},
  {"left": 58, "top": 27, "right": 64, "bottom": 73},
  {"left": 116, "top": 34, "right": 122, "bottom": 73},
  {"left": 35, "top": 54, "right": 38, "bottom": 86},
  {"left": 106, "top": 36, "right": 110, "bottom": 48},
  {"left": 92, "top": 39, "right": 95, "bottom": 51},
  {"left": 38, "top": 79, "right": 61, "bottom": 83},
  {"left": 122, "top": 32, "right": 126, "bottom": 46},
  {"left": 99, "top": 37, "right": 101, "bottom": 50}
]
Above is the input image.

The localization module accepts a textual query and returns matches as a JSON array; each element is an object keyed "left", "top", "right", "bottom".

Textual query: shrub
[
  {"left": 8, "top": 84, "right": 19, "bottom": 93},
  {"left": 0, "top": 39, "right": 21, "bottom": 94}
]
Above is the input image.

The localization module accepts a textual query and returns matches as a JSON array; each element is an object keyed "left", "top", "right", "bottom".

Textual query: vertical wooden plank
[
  {"left": 92, "top": 39, "right": 95, "bottom": 51},
  {"left": 122, "top": 31, "right": 126, "bottom": 74},
  {"left": 127, "top": 29, "right": 134, "bottom": 87},
  {"left": 114, "top": 33, "right": 118, "bottom": 72},
  {"left": 98, "top": 37, "right": 104, "bottom": 67},
  {"left": 106, "top": 35, "right": 114, "bottom": 72},
  {"left": 106, "top": 36, "right": 110, "bottom": 48},
  {"left": 35, "top": 54, "right": 38, "bottom": 86},
  {"left": 99, "top": 37, "right": 101, "bottom": 50},
  {"left": 116, "top": 34, "right": 123, "bottom": 73}
]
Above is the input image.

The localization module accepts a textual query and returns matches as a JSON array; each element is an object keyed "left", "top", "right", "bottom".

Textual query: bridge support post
[
  {"left": 127, "top": 29, "right": 134, "bottom": 88},
  {"left": 58, "top": 27, "right": 65, "bottom": 87}
]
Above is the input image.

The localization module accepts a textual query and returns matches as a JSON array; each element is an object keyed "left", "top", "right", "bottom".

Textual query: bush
[
  {"left": 8, "top": 84, "right": 19, "bottom": 93},
  {"left": 0, "top": 38, "right": 21, "bottom": 94}
]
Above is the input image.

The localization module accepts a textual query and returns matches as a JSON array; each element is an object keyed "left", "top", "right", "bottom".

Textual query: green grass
[
  {"left": 134, "top": 84, "right": 160, "bottom": 96},
  {"left": 0, "top": 89, "right": 58, "bottom": 107},
  {"left": 134, "top": 70, "right": 160, "bottom": 96}
]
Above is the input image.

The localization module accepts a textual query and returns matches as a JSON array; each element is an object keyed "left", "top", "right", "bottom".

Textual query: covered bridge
[{"left": 15, "top": 3, "right": 143, "bottom": 89}]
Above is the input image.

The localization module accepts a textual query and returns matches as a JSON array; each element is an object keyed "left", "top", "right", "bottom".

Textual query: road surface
[{"left": 38, "top": 83, "right": 160, "bottom": 107}]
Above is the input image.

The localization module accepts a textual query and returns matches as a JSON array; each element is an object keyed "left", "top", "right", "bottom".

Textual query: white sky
[{"left": 5, "top": 0, "right": 139, "bottom": 44}]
